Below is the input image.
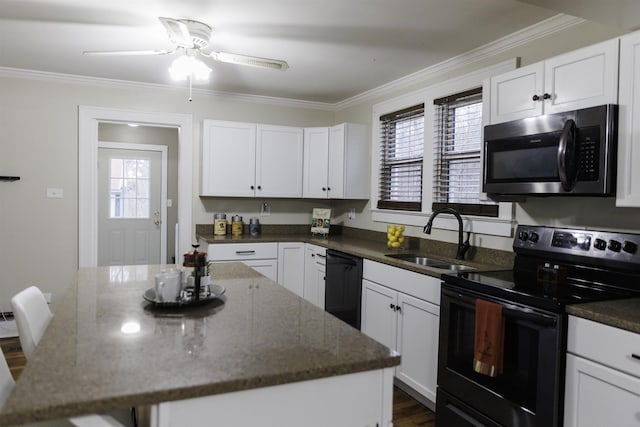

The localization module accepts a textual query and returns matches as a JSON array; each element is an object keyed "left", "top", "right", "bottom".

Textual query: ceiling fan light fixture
[{"left": 169, "top": 54, "right": 212, "bottom": 82}]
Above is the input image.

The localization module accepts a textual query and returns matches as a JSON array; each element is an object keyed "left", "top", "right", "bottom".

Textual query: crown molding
[
  {"left": 0, "top": 66, "right": 334, "bottom": 111},
  {"left": 0, "top": 14, "right": 584, "bottom": 113},
  {"left": 333, "top": 14, "right": 585, "bottom": 111}
]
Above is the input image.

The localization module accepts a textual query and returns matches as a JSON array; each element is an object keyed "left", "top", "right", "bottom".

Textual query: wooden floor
[{"left": 1, "top": 336, "right": 436, "bottom": 426}]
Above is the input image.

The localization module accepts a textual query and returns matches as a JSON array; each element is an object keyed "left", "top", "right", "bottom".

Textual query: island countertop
[{"left": 0, "top": 263, "right": 399, "bottom": 426}]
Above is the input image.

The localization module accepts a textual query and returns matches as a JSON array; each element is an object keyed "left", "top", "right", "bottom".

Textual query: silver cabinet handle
[
  {"left": 235, "top": 250, "right": 256, "bottom": 255},
  {"left": 316, "top": 254, "right": 327, "bottom": 259}
]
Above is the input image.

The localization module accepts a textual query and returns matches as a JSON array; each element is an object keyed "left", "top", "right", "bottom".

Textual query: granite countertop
[
  {"left": 0, "top": 263, "right": 399, "bottom": 426},
  {"left": 196, "top": 226, "right": 514, "bottom": 278},
  {"left": 197, "top": 226, "right": 640, "bottom": 335},
  {"left": 566, "top": 298, "right": 640, "bottom": 334}
]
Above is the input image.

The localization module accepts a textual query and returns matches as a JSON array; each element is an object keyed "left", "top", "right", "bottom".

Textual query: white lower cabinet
[
  {"left": 564, "top": 316, "right": 640, "bottom": 427},
  {"left": 303, "top": 244, "right": 326, "bottom": 309},
  {"left": 277, "top": 242, "right": 305, "bottom": 297},
  {"left": 361, "top": 260, "right": 441, "bottom": 404},
  {"left": 204, "top": 242, "right": 278, "bottom": 282}
]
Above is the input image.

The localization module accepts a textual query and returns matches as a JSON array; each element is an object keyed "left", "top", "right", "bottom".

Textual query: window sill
[{"left": 371, "top": 209, "right": 514, "bottom": 237}]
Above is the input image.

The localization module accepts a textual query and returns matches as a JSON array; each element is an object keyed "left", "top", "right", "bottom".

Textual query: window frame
[
  {"left": 377, "top": 103, "right": 425, "bottom": 212},
  {"left": 370, "top": 61, "right": 515, "bottom": 237}
]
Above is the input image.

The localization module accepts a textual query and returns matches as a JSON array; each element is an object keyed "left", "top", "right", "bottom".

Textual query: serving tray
[{"left": 143, "top": 284, "right": 226, "bottom": 307}]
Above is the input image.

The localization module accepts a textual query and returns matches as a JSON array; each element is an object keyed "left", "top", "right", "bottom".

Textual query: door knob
[{"left": 154, "top": 219, "right": 161, "bottom": 226}]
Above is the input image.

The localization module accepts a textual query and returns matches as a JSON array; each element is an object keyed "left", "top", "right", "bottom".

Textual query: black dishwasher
[{"left": 325, "top": 249, "right": 363, "bottom": 329}]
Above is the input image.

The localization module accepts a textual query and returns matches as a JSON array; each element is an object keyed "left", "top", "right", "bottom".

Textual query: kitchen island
[{"left": 0, "top": 263, "right": 399, "bottom": 427}]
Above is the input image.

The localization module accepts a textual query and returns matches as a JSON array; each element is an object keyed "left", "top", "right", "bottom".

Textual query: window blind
[
  {"left": 378, "top": 104, "right": 425, "bottom": 211},
  {"left": 433, "top": 89, "right": 498, "bottom": 217}
]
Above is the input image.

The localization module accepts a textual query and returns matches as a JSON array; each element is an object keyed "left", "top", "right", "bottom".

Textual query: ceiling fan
[{"left": 84, "top": 16, "right": 288, "bottom": 71}]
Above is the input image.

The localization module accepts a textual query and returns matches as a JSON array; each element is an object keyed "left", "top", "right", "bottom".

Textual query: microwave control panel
[{"left": 577, "top": 126, "right": 600, "bottom": 181}]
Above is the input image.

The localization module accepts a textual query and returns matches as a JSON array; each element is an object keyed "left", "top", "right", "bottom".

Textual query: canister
[
  {"left": 231, "top": 215, "right": 243, "bottom": 236},
  {"left": 214, "top": 213, "right": 227, "bottom": 236},
  {"left": 249, "top": 218, "right": 261, "bottom": 237}
]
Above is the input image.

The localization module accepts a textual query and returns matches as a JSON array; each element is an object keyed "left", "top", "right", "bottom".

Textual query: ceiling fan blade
[
  {"left": 206, "top": 51, "right": 289, "bottom": 71},
  {"left": 83, "top": 49, "right": 175, "bottom": 56},
  {"left": 159, "top": 17, "right": 193, "bottom": 48}
]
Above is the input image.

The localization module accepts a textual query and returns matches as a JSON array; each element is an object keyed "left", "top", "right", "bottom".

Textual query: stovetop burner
[{"left": 443, "top": 225, "right": 640, "bottom": 313}]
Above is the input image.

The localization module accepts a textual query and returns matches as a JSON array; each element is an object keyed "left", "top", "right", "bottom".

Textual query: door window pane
[{"left": 109, "top": 157, "right": 151, "bottom": 218}]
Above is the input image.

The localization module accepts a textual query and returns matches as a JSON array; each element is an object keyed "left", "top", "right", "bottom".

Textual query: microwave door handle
[{"left": 557, "top": 119, "right": 577, "bottom": 192}]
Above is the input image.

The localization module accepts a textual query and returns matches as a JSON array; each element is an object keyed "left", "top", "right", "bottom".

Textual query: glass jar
[
  {"left": 249, "top": 217, "right": 261, "bottom": 237},
  {"left": 214, "top": 213, "right": 227, "bottom": 236},
  {"left": 231, "top": 215, "right": 243, "bottom": 236}
]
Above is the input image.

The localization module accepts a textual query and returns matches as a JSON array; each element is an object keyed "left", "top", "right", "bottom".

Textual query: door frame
[
  {"left": 98, "top": 142, "right": 169, "bottom": 264},
  {"left": 79, "top": 106, "right": 192, "bottom": 268}
]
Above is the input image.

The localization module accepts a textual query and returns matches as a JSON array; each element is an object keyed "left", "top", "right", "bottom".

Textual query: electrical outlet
[
  {"left": 348, "top": 208, "right": 356, "bottom": 220},
  {"left": 260, "top": 202, "right": 271, "bottom": 216},
  {"left": 46, "top": 188, "right": 63, "bottom": 199}
]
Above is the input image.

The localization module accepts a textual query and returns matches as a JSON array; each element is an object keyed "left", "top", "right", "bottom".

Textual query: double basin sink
[{"left": 385, "top": 253, "right": 476, "bottom": 271}]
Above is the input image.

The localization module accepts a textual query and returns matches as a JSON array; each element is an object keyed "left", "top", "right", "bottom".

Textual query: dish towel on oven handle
[{"left": 473, "top": 299, "right": 505, "bottom": 377}]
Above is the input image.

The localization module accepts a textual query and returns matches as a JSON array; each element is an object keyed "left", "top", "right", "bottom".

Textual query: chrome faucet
[{"left": 423, "top": 207, "right": 471, "bottom": 260}]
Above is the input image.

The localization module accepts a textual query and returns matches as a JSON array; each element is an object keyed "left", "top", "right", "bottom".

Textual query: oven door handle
[{"left": 445, "top": 289, "right": 557, "bottom": 326}]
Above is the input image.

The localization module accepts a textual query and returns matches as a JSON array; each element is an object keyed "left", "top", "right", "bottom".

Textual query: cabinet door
[
  {"left": 332, "top": 123, "right": 369, "bottom": 199},
  {"left": 361, "top": 279, "right": 397, "bottom": 351},
  {"left": 544, "top": 38, "right": 619, "bottom": 115},
  {"left": 617, "top": 31, "right": 640, "bottom": 207},
  {"left": 201, "top": 120, "right": 256, "bottom": 196},
  {"left": 327, "top": 125, "right": 346, "bottom": 199},
  {"left": 303, "top": 127, "right": 330, "bottom": 198},
  {"left": 277, "top": 242, "right": 305, "bottom": 297},
  {"left": 564, "top": 354, "right": 640, "bottom": 427},
  {"left": 303, "top": 245, "right": 326, "bottom": 308},
  {"left": 490, "top": 62, "right": 544, "bottom": 124},
  {"left": 241, "top": 259, "right": 278, "bottom": 282},
  {"left": 395, "top": 293, "right": 440, "bottom": 403},
  {"left": 256, "top": 125, "right": 304, "bottom": 197}
]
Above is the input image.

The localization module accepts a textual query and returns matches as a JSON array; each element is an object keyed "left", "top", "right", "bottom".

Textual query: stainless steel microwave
[{"left": 483, "top": 104, "right": 618, "bottom": 196}]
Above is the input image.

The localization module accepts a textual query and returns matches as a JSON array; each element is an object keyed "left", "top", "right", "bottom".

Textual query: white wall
[{"left": 0, "top": 76, "right": 332, "bottom": 310}]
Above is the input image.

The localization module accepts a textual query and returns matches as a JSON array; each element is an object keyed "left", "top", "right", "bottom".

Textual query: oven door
[{"left": 437, "top": 283, "right": 565, "bottom": 427}]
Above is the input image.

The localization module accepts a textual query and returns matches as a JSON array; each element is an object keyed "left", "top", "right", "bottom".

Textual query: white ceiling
[{"left": 0, "top": 0, "right": 638, "bottom": 104}]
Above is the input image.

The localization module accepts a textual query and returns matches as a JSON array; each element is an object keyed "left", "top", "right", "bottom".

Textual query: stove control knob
[
  {"left": 594, "top": 238, "right": 607, "bottom": 250},
  {"left": 623, "top": 241, "right": 638, "bottom": 254},
  {"left": 518, "top": 231, "right": 529, "bottom": 241},
  {"left": 529, "top": 232, "right": 539, "bottom": 243},
  {"left": 608, "top": 239, "right": 622, "bottom": 252}
]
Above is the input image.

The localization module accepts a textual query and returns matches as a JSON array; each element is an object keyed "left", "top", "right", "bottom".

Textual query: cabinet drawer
[
  {"left": 207, "top": 243, "right": 278, "bottom": 261},
  {"left": 363, "top": 260, "right": 440, "bottom": 305},
  {"left": 568, "top": 316, "right": 640, "bottom": 378}
]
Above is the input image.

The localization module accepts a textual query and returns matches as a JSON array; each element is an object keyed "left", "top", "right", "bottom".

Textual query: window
[
  {"left": 377, "top": 103, "right": 425, "bottom": 211},
  {"left": 109, "top": 157, "right": 151, "bottom": 218},
  {"left": 433, "top": 89, "right": 498, "bottom": 217}
]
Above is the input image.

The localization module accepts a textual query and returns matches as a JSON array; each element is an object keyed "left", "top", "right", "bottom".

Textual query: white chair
[
  {"left": 1, "top": 351, "right": 127, "bottom": 426},
  {"left": 7, "top": 286, "right": 133, "bottom": 426},
  {"left": 11, "top": 286, "right": 53, "bottom": 360}
]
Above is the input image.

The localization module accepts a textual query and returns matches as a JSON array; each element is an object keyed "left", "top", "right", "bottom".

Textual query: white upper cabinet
[
  {"left": 617, "top": 31, "right": 640, "bottom": 207},
  {"left": 302, "top": 123, "right": 369, "bottom": 199},
  {"left": 256, "top": 125, "right": 304, "bottom": 198},
  {"left": 490, "top": 39, "right": 619, "bottom": 124},
  {"left": 201, "top": 120, "right": 303, "bottom": 198},
  {"left": 201, "top": 120, "right": 256, "bottom": 197},
  {"left": 303, "top": 127, "right": 330, "bottom": 198}
]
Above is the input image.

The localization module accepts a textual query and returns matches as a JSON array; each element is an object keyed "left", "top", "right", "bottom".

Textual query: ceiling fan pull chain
[{"left": 188, "top": 73, "right": 193, "bottom": 102}]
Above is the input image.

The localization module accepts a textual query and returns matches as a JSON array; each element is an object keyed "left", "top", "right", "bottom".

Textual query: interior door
[{"left": 98, "top": 147, "right": 163, "bottom": 266}]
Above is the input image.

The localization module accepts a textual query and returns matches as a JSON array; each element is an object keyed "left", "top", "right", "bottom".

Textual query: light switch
[
  {"left": 167, "top": 199, "right": 173, "bottom": 207},
  {"left": 46, "top": 188, "right": 63, "bottom": 198}
]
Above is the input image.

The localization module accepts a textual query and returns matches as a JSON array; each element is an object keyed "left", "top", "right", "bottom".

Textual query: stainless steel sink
[{"left": 385, "top": 253, "right": 476, "bottom": 271}]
